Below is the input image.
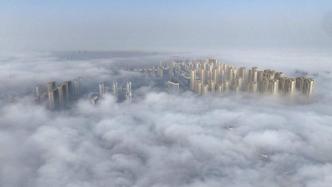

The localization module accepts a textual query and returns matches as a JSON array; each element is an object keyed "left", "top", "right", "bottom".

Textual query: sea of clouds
[{"left": 0, "top": 49, "right": 332, "bottom": 187}]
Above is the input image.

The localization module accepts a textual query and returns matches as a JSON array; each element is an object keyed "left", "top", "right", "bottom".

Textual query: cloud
[{"left": 0, "top": 49, "right": 332, "bottom": 187}]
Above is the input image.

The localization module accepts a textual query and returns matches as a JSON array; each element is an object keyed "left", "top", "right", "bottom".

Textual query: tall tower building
[
  {"left": 251, "top": 67, "right": 258, "bottom": 82},
  {"left": 63, "top": 81, "right": 71, "bottom": 103},
  {"left": 190, "top": 69, "right": 196, "bottom": 90},
  {"left": 257, "top": 71, "right": 264, "bottom": 83},
  {"left": 296, "top": 77, "right": 305, "bottom": 91},
  {"left": 73, "top": 78, "right": 80, "bottom": 98},
  {"left": 195, "top": 80, "right": 202, "bottom": 95},
  {"left": 99, "top": 82, "right": 106, "bottom": 98},
  {"left": 48, "top": 88, "right": 59, "bottom": 110},
  {"left": 48, "top": 81, "right": 57, "bottom": 109},
  {"left": 48, "top": 81, "right": 56, "bottom": 92},
  {"left": 260, "top": 79, "right": 270, "bottom": 94},
  {"left": 57, "top": 84, "right": 68, "bottom": 108},
  {"left": 66, "top": 80, "right": 75, "bottom": 99},
  {"left": 234, "top": 78, "right": 244, "bottom": 92},
  {"left": 34, "top": 86, "right": 41, "bottom": 102},
  {"left": 269, "top": 79, "right": 279, "bottom": 95},
  {"left": 303, "top": 78, "right": 314, "bottom": 96},
  {"left": 237, "top": 67, "right": 246, "bottom": 80},
  {"left": 158, "top": 66, "right": 164, "bottom": 78},
  {"left": 112, "top": 81, "right": 118, "bottom": 97},
  {"left": 200, "top": 69, "right": 205, "bottom": 84},
  {"left": 278, "top": 77, "right": 287, "bottom": 94},
  {"left": 285, "top": 78, "right": 296, "bottom": 96},
  {"left": 125, "top": 81, "right": 133, "bottom": 101}
]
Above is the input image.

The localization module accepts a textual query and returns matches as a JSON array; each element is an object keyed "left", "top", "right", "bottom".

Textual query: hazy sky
[{"left": 0, "top": 0, "right": 331, "bottom": 51}]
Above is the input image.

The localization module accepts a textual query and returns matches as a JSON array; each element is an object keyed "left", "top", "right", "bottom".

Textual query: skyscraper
[
  {"left": 99, "top": 82, "right": 106, "bottom": 98},
  {"left": 73, "top": 78, "right": 80, "bottom": 98},
  {"left": 269, "top": 79, "right": 279, "bottom": 95},
  {"left": 200, "top": 69, "right": 206, "bottom": 84},
  {"left": 112, "top": 81, "right": 118, "bottom": 97},
  {"left": 48, "top": 81, "right": 58, "bottom": 109},
  {"left": 125, "top": 81, "right": 133, "bottom": 101},
  {"left": 303, "top": 78, "right": 314, "bottom": 96},
  {"left": 284, "top": 78, "right": 296, "bottom": 96},
  {"left": 190, "top": 69, "right": 196, "bottom": 90},
  {"left": 296, "top": 77, "right": 305, "bottom": 91},
  {"left": 57, "top": 84, "right": 68, "bottom": 108}
]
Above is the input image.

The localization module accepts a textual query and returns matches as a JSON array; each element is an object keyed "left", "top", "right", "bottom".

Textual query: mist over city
[{"left": 1, "top": 1, "right": 332, "bottom": 187}]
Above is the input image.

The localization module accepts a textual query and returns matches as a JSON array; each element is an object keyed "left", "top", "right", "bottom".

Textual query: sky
[{"left": 0, "top": 0, "right": 331, "bottom": 51}]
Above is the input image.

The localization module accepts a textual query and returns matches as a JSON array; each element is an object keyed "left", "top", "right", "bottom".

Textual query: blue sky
[{"left": 0, "top": 0, "right": 331, "bottom": 51}]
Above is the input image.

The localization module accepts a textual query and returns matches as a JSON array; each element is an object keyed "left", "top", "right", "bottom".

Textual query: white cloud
[{"left": 0, "top": 49, "right": 332, "bottom": 187}]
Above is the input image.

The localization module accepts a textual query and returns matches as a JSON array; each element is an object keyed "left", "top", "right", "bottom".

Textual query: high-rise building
[
  {"left": 34, "top": 86, "right": 41, "bottom": 102},
  {"left": 278, "top": 77, "right": 287, "bottom": 94},
  {"left": 125, "top": 81, "right": 133, "bottom": 101},
  {"left": 237, "top": 67, "right": 246, "bottom": 80},
  {"left": 303, "top": 78, "right": 314, "bottom": 96},
  {"left": 48, "top": 88, "right": 59, "bottom": 109},
  {"left": 47, "top": 81, "right": 57, "bottom": 109},
  {"left": 158, "top": 66, "right": 164, "bottom": 78},
  {"left": 257, "top": 71, "right": 264, "bottom": 83},
  {"left": 296, "top": 77, "right": 305, "bottom": 91},
  {"left": 269, "top": 79, "right": 279, "bottom": 95},
  {"left": 200, "top": 69, "right": 206, "bottom": 84},
  {"left": 248, "top": 67, "right": 258, "bottom": 82},
  {"left": 112, "top": 81, "right": 118, "bottom": 97},
  {"left": 195, "top": 80, "right": 202, "bottom": 95},
  {"left": 234, "top": 77, "right": 244, "bottom": 92},
  {"left": 284, "top": 78, "right": 296, "bottom": 96},
  {"left": 73, "top": 79, "right": 80, "bottom": 98},
  {"left": 99, "top": 82, "right": 107, "bottom": 98},
  {"left": 57, "top": 84, "right": 68, "bottom": 108},
  {"left": 48, "top": 81, "right": 56, "bottom": 92},
  {"left": 260, "top": 79, "right": 269, "bottom": 94},
  {"left": 63, "top": 81, "right": 71, "bottom": 103},
  {"left": 190, "top": 69, "right": 196, "bottom": 90},
  {"left": 226, "top": 67, "right": 234, "bottom": 82}
]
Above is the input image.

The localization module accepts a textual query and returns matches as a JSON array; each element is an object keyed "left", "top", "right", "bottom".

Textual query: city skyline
[{"left": 34, "top": 57, "right": 315, "bottom": 111}]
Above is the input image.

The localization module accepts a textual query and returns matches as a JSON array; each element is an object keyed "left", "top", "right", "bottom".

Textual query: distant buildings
[
  {"left": 37, "top": 58, "right": 315, "bottom": 110},
  {"left": 140, "top": 58, "right": 315, "bottom": 97}
]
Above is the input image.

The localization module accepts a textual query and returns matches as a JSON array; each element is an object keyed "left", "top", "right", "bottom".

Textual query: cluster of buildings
[
  {"left": 36, "top": 58, "right": 314, "bottom": 110},
  {"left": 90, "top": 81, "right": 133, "bottom": 104},
  {"left": 45, "top": 80, "right": 80, "bottom": 109},
  {"left": 139, "top": 58, "right": 315, "bottom": 97},
  {"left": 35, "top": 78, "right": 133, "bottom": 109}
]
